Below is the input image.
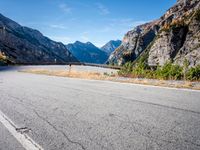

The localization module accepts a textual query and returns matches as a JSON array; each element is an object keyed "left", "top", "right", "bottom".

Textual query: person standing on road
[{"left": 69, "top": 63, "right": 72, "bottom": 74}]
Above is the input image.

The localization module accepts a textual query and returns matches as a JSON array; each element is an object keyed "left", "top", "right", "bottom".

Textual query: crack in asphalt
[
  {"left": 1, "top": 87, "right": 200, "bottom": 149},
  {"left": 120, "top": 114, "right": 200, "bottom": 148},
  {"left": 33, "top": 110, "right": 86, "bottom": 150},
  {"left": 0, "top": 109, "right": 44, "bottom": 150},
  {"left": 97, "top": 113, "right": 200, "bottom": 148},
  {"left": 184, "top": 139, "right": 200, "bottom": 147},
  {"left": 120, "top": 115, "right": 164, "bottom": 147},
  {"left": 4, "top": 77, "right": 200, "bottom": 116},
  {"left": 16, "top": 127, "right": 31, "bottom": 134}
]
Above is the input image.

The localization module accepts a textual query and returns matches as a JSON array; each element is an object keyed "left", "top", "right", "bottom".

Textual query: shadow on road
[{"left": 0, "top": 66, "right": 18, "bottom": 71}]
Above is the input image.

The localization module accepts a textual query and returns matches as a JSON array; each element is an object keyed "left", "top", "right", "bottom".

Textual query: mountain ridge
[
  {"left": 66, "top": 41, "right": 108, "bottom": 64},
  {"left": 0, "top": 13, "right": 78, "bottom": 64}
]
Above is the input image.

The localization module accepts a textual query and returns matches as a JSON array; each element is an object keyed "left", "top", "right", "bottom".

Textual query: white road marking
[
  {"left": 0, "top": 110, "right": 44, "bottom": 150},
  {"left": 57, "top": 76, "right": 200, "bottom": 92}
]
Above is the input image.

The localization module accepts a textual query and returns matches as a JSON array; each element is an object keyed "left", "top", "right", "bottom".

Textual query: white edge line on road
[
  {"left": 0, "top": 109, "right": 44, "bottom": 150},
  {"left": 18, "top": 67, "right": 200, "bottom": 93},
  {"left": 50, "top": 75, "right": 200, "bottom": 93},
  {"left": 103, "top": 79, "right": 200, "bottom": 92}
]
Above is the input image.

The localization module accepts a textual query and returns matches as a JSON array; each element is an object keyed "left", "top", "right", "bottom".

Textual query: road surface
[{"left": 0, "top": 66, "right": 200, "bottom": 150}]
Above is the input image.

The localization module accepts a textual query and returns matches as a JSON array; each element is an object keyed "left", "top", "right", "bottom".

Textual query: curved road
[{"left": 0, "top": 66, "right": 200, "bottom": 150}]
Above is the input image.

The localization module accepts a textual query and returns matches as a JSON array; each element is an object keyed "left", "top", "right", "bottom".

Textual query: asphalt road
[{"left": 0, "top": 66, "right": 200, "bottom": 150}]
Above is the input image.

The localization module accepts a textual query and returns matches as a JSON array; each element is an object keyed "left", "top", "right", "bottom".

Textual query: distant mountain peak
[
  {"left": 66, "top": 41, "right": 108, "bottom": 64},
  {"left": 86, "top": 41, "right": 93, "bottom": 45},
  {"left": 101, "top": 40, "right": 122, "bottom": 55},
  {"left": 74, "top": 41, "right": 82, "bottom": 44},
  {"left": 73, "top": 41, "right": 94, "bottom": 46}
]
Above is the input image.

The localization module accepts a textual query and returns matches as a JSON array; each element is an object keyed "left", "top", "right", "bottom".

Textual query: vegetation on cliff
[
  {"left": 0, "top": 51, "right": 8, "bottom": 65},
  {"left": 108, "top": 0, "right": 200, "bottom": 67},
  {"left": 118, "top": 59, "right": 200, "bottom": 81}
]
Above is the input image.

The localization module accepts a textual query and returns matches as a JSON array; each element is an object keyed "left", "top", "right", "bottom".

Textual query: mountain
[
  {"left": 66, "top": 41, "right": 108, "bottom": 64},
  {"left": 101, "top": 40, "right": 121, "bottom": 55},
  {"left": 0, "top": 13, "right": 78, "bottom": 64},
  {"left": 108, "top": 0, "right": 200, "bottom": 67}
]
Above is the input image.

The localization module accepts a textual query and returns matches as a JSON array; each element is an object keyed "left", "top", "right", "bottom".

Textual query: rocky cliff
[
  {"left": 66, "top": 41, "right": 108, "bottom": 64},
  {"left": 0, "top": 13, "right": 78, "bottom": 64},
  {"left": 108, "top": 0, "right": 200, "bottom": 67}
]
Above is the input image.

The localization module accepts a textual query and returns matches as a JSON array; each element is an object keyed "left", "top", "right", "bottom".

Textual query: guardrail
[
  {"left": 13, "top": 62, "right": 122, "bottom": 70},
  {"left": 82, "top": 63, "right": 122, "bottom": 70}
]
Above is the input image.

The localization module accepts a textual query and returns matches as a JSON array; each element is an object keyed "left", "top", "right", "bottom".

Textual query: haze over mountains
[
  {"left": 66, "top": 41, "right": 108, "bottom": 64},
  {"left": 66, "top": 40, "right": 121, "bottom": 64}
]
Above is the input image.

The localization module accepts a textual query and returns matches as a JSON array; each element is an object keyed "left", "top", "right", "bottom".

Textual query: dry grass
[
  {"left": 22, "top": 69, "right": 200, "bottom": 90},
  {"left": 22, "top": 69, "right": 112, "bottom": 80}
]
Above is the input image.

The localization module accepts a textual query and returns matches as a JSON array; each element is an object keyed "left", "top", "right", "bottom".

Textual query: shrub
[
  {"left": 132, "top": 63, "right": 147, "bottom": 78},
  {"left": 118, "top": 59, "right": 200, "bottom": 81},
  {"left": 186, "top": 65, "right": 200, "bottom": 81},
  {"left": 169, "top": 64, "right": 183, "bottom": 80},
  {"left": 131, "top": 55, "right": 150, "bottom": 77},
  {"left": 118, "top": 61, "right": 133, "bottom": 76},
  {"left": 156, "top": 62, "right": 183, "bottom": 80}
]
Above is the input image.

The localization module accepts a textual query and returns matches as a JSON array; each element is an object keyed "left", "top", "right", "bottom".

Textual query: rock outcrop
[
  {"left": 0, "top": 13, "right": 78, "bottom": 64},
  {"left": 108, "top": 0, "right": 200, "bottom": 67},
  {"left": 108, "top": 22, "right": 159, "bottom": 65}
]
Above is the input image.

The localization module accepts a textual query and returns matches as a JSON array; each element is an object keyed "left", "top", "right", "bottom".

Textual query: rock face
[
  {"left": 148, "top": 26, "right": 189, "bottom": 66},
  {"left": 108, "top": 22, "right": 159, "bottom": 65},
  {"left": 174, "top": 12, "right": 200, "bottom": 66},
  {"left": 108, "top": 0, "right": 200, "bottom": 67},
  {"left": 0, "top": 13, "right": 78, "bottom": 64},
  {"left": 101, "top": 40, "right": 121, "bottom": 55},
  {"left": 66, "top": 41, "right": 108, "bottom": 64}
]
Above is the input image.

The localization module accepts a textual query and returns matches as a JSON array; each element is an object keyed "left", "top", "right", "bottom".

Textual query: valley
[{"left": 0, "top": 0, "right": 200, "bottom": 150}]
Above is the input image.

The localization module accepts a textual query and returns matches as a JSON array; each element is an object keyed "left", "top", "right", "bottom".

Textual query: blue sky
[{"left": 0, "top": 0, "right": 176, "bottom": 47}]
